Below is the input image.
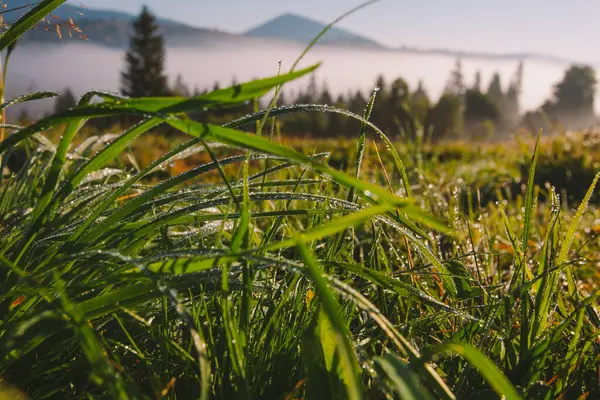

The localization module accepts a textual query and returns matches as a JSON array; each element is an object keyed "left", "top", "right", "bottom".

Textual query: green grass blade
[
  {"left": 227, "top": 103, "right": 413, "bottom": 198},
  {"left": 520, "top": 132, "right": 541, "bottom": 271},
  {"left": 0, "top": 65, "right": 319, "bottom": 156},
  {"left": 264, "top": 204, "right": 395, "bottom": 252},
  {"left": 354, "top": 87, "right": 377, "bottom": 183},
  {"left": 430, "top": 344, "right": 522, "bottom": 400},
  {"left": 0, "top": 92, "right": 58, "bottom": 111},
  {"left": 374, "top": 353, "right": 435, "bottom": 400},
  {"left": 289, "top": 0, "right": 381, "bottom": 72},
  {"left": 31, "top": 94, "right": 98, "bottom": 222},
  {"left": 54, "top": 273, "right": 133, "bottom": 399},
  {"left": 297, "top": 243, "right": 364, "bottom": 400},
  {"left": 557, "top": 171, "right": 599, "bottom": 296},
  {"left": 168, "top": 119, "right": 446, "bottom": 235}
]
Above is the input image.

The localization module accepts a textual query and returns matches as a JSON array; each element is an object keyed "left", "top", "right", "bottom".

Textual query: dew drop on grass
[{"left": 363, "top": 190, "right": 378, "bottom": 201}]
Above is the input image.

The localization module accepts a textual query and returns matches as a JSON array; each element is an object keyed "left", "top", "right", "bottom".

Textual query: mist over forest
[{"left": 5, "top": 40, "right": 588, "bottom": 118}]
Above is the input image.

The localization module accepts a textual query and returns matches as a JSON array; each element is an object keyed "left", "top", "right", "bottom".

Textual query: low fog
[{"left": 5, "top": 41, "right": 594, "bottom": 117}]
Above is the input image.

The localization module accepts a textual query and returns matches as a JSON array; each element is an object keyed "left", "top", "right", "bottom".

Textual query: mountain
[
  {"left": 3, "top": 0, "right": 240, "bottom": 48},
  {"left": 2, "top": 1, "right": 180, "bottom": 25},
  {"left": 17, "top": 18, "right": 240, "bottom": 49},
  {"left": 2, "top": 3, "right": 583, "bottom": 65},
  {"left": 244, "top": 13, "right": 384, "bottom": 49}
]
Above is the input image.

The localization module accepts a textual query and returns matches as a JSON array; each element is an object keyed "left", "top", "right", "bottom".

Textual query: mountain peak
[{"left": 244, "top": 13, "right": 383, "bottom": 49}]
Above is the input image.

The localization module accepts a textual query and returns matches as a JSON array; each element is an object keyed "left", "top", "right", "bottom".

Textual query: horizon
[{"left": 73, "top": 0, "right": 600, "bottom": 64}]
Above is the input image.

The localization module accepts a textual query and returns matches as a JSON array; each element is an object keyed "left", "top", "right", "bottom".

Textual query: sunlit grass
[{"left": 0, "top": 1, "right": 599, "bottom": 399}]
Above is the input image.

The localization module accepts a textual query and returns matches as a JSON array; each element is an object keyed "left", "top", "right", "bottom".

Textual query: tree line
[{"left": 42, "top": 6, "right": 598, "bottom": 140}]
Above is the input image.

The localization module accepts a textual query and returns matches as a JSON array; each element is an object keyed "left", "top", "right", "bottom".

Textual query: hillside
[
  {"left": 16, "top": 18, "right": 239, "bottom": 48},
  {"left": 2, "top": 3, "right": 580, "bottom": 64},
  {"left": 244, "top": 13, "right": 384, "bottom": 48},
  {"left": 4, "top": 0, "right": 238, "bottom": 48}
]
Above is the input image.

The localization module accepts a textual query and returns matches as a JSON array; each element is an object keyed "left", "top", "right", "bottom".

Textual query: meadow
[{"left": 1, "top": 1, "right": 600, "bottom": 399}]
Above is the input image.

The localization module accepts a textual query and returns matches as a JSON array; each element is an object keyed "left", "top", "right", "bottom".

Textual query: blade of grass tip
[
  {"left": 0, "top": 92, "right": 59, "bottom": 113},
  {"left": 557, "top": 171, "right": 599, "bottom": 297},
  {"left": 258, "top": 61, "right": 284, "bottom": 194},
  {"left": 0, "top": 0, "right": 67, "bottom": 52},
  {"left": 510, "top": 131, "right": 541, "bottom": 292},
  {"left": 428, "top": 344, "right": 522, "bottom": 400},
  {"left": 289, "top": 0, "right": 381, "bottom": 73},
  {"left": 297, "top": 243, "right": 364, "bottom": 400},
  {"left": 327, "top": 86, "right": 378, "bottom": 260},
  {"left": 349, "top": 85, "right": 378, "bottom": 202},
  {"left": 159, "top": 63, "right": 320, "bottom": 114},
  {"left": 256, "top": 60, "right": 283, "bottom": 137}
]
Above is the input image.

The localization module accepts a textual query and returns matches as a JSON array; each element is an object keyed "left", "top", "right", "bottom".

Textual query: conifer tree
[
  {"left": 486, "top": 73, "right": 504, "bottom": 108},
  {"left": 120, "top": 6, "right": 169, "bottom": 97},
  {"left": 444, "top": 57, "right": 465, "bottom": 96},
  {"left": 505, "top": 61, "right": 523, "bottom": 123},
  {"left": 473, "top": 70, "right": 482, "bottom": 92},
  {"left": 411, "top": 81, "right": 430, "bottom": 125},
  {"left": 172, "top": 74, "right": 190, "bottom": 97},
  {"left": 53, "top": 88, "right": 77, "bottom": 114}
]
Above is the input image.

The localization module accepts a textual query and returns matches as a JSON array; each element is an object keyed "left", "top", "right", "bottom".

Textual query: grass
[{"left": 1, "top": 1, "right": 600, "bottom": 399}]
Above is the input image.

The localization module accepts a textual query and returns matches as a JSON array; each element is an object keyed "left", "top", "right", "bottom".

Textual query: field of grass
[{"left": 1, "top": 2, "right": 600, "bottom": 399}]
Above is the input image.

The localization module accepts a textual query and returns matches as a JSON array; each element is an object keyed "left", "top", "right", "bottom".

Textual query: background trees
[
  {"left": 49, "top": 8, "right": 599, "bottom": 141},
  {"left": 542, "top": 65, "right": 597, "bottom": 128}
]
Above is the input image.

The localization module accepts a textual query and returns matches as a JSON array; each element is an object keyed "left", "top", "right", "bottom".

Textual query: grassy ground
[
  {"left": 1, "top": 114, "right": 599, "bottom": 399},
  {"left": 1, "top": 2, "right": 600, "bottom": 399}
]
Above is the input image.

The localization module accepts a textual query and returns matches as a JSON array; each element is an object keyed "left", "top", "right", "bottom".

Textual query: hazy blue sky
[{"left": 74, "top": 0, "right": 600, "bottom": 63}]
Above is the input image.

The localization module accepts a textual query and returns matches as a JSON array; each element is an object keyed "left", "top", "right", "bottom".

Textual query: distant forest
[{"left": 33, "top": 6, "right": 598, "bottom": 141}]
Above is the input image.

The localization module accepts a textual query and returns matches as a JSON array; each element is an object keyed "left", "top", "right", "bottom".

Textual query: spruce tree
[
  {"left": 473, "top": 70, "right": 482, "bottom": 92},
  {"left": 486, "top": 73, "right": 504, "bottom": 108},
  {"left": 444, "top": 57, "right": 465, "bottom": 96},
  {"left": 120, "top": 6, "right": 169, "bottom": 97},
  {"left": 411, "top": 81, "right": 430, "bottom": 126},
  {"left": 172, "top": 74, "right": 190, "bottom": 97},
  {"left": 505, "top": 62, "right": 523, "bottom": 125},
  {"left": 54, "top": 88, "right": 77, "bottom": 114}
]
